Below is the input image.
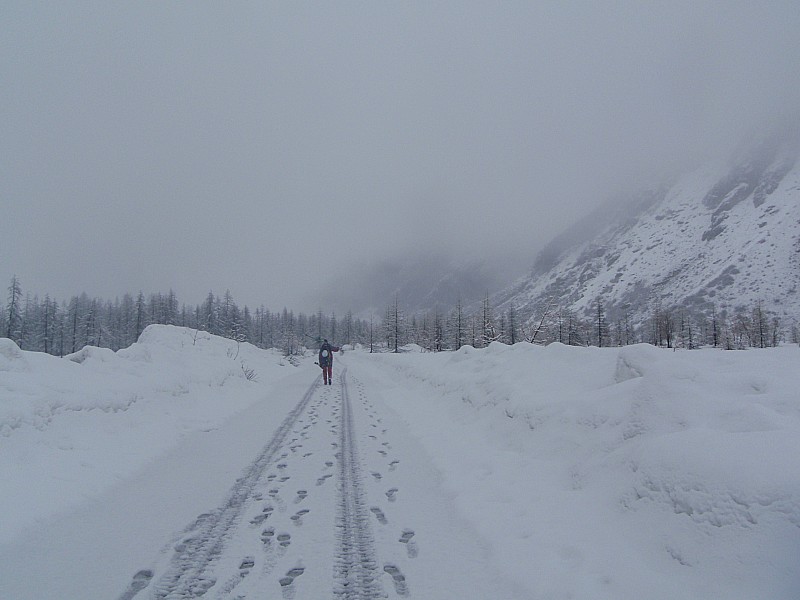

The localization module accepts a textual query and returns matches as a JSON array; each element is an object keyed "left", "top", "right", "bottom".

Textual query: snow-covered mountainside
[
  {"left": 496, "top": 135, "right": 800, "bottom": 325},
  {"left": 319, "top": 251, "right": 521, "bottom": 317}
]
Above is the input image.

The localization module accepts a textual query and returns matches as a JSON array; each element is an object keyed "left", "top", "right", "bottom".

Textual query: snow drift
[
  {"left": 0, "top": 325, "right": 291, "bottom": 542},
  {"left": 351, "top": 342, "right": 800, "bottom": 599},
  {"left": 1, "top": 326, "right": 799, "bottom": 598}
]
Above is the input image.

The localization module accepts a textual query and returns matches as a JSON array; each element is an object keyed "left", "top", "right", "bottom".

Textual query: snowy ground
[{"left": 1, "top": 326, "right": 799, "bottom": 599}]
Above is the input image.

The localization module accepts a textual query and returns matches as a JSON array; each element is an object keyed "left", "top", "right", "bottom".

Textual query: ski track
[
  {"left": 121, "top": 377, "right": 321, "bottom": 599},
  {"left": 334, "top": 368, "right": 386, "bottom": 599},
  {"left": 118, "top": 367, "right": 414, "bottom": 599},
  {"left": 118, "top": 365, "right": 422, "bottom": 599}
]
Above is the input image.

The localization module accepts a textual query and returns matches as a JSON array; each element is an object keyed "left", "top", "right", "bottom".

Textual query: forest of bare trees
[{"left": 3, "top": 277, "right": 797, "bottom": 358}]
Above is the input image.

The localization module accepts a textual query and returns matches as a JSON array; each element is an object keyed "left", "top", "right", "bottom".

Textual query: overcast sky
[{"left": 3, "top": 1, "right": 799, "bottom": 312}]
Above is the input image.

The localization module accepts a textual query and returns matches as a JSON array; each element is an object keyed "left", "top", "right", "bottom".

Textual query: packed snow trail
[
  {"left": 106, "top": 358, "right": 518, "bottom": 599},
  {"left": 334, "top": 369, "right": 385, "bottom": 598},
  {"left": 147, "top": 377, "right": 320, "bottom": 598}
]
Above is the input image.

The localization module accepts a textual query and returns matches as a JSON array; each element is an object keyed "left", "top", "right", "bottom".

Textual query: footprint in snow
[
  {"left": 250, "top": 513, "right": 269, "bottom": 526},
  {"left": 290, "top": 509, "right": 310, "bottom": 525},
  {"left": 268, "top": 490, "right": 286, "bottom": 511},
  {"left": 399, "top": 529, "right": 418, "bottom": 558},
  {"left": 261, "top": 527, "right": 275, "bottom": 545},
  {"left": 118, "top": 569, "right": 153, "bottom": 600},
  {"left": 280, "top": 566, "right": 305, "bottom": 586},
  {"left": 386, "top": 488, "right": 398, "bottom": 502},
  {"left": 280, "top": 566, "right": 306, "bottom": 599},
  {"left": 250, "top": 503, "right": 273, "bottom": 525},
  {"left": 384, "top": 564, "right": 408, "bottom": 596},
  {"left": 370, "top": 506, "right": 388, "bottom": 525}
]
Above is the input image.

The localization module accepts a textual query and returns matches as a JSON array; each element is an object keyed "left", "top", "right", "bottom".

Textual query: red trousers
[{"left": 322, "top": 365, "right": 332, "bottom": 384}]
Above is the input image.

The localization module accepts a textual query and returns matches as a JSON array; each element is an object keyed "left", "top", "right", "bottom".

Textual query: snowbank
[
  {"left": 352, "top": 342, "right": 800, "bottom": 599},
  {"left": 0, "top": 325, "right": 295, "bottom": 542},
  {"left": 3, "top": 330, "right": 799, "bottom": 598}
]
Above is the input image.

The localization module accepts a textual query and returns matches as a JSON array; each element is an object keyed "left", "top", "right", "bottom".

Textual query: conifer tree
[
  {"left": 433, "top": 309, "right": 444, "bottom": 351},
  {"left": 5, "top": 275, "right": 22, "bottom": 342},
  {"left": 481, "top": 293, "right": 497, "bottom": 347},
  {"left": 42, "top": 294, "right": 53, "bottom": 354},
  {"left": 385, "top": 297, "right": 403, "bottom": 352},
  {"left": 134, "top": 292, "right": 147, "bottom": 340},
  {"left": 753, "top": 300, "right": 768, "bottom": 348},
  {"left": 710, "top": 305, "right": 720, "bottom": 347},
  {"left": 506, "top": 305, "right": 518, "bottom": 345},
  {"left": 202, "top": 291, "right": 216, "bottom": 333},
  {"left": 595, "top": 299, "right": 608, "bottom": 347},
  {"left": 343, "top": 311, "right": 353, "bottom": 346},
  {"left": 449, "top": 298, "right": 466, "bottom": 350}
]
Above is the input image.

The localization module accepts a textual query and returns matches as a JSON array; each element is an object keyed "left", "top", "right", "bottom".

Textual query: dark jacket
[{"left": 318, "top": 342, "right": 339, "bottom": 367}]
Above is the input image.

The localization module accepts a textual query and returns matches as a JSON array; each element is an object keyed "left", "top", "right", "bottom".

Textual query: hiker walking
[{"left": 318, "top": 339, "right": 340, "bottom": 385}]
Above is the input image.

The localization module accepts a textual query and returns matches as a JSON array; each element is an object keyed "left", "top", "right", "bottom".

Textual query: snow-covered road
[
  {"left": 3, "top": 327, "right": 799, "bottom": 599},
  {"left": 1, "top": 355, "right": 521, "bottom": 599}
]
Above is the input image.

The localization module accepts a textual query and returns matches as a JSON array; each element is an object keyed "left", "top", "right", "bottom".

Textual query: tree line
[
  {"left": 382, "top": 294, "right": 798, "bottom": 351},
  {"left": 1, "top": 276, "right": 369, "bottom": 357},
  {"left": 3, "top": 276, "right": 798, "bottom": 357}
]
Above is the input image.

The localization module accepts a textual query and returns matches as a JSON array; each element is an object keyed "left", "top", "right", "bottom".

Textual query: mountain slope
[
  {"left": 496, "top": 135, "right": 800, "bottom": 326},
  {"left": 318, "top": 251, "right": 522, "bottom": 318}
]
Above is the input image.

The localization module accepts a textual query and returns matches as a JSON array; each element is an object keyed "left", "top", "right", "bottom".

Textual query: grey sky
[{"left": 3, "top": 2, "right": 799, "bottom": 312}]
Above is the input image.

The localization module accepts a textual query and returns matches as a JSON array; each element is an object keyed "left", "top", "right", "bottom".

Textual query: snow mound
[
  {"left": 65, "top": 345, "right": 120, "bottom": 365},
  {"left": 0, "top": 325, "right": 298, "bottom": 542},
  {"left": 357, "top": 342, "right": 800, "bottom": 599},
  {"left": 628, "top": 429, "right": 800, "bottom": 528},
  {"left": 0, "top": 338, "right": 27, "bottom": 372}
]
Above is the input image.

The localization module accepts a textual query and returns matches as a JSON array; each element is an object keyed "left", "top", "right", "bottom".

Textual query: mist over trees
[
  {"left": 1, "top": 278, "right": 369, "bottom": 358},
  {"left": 3, "top": 277, "right": 797, "bottom": 358}
]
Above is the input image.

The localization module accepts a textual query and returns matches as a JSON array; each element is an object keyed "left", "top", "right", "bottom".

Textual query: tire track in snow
[
  {"left": 334, "top": 368, "right": 386, "bottom": 599},
  {"left": 121, "top": 377, "right": 322, "bottom": 599}
]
